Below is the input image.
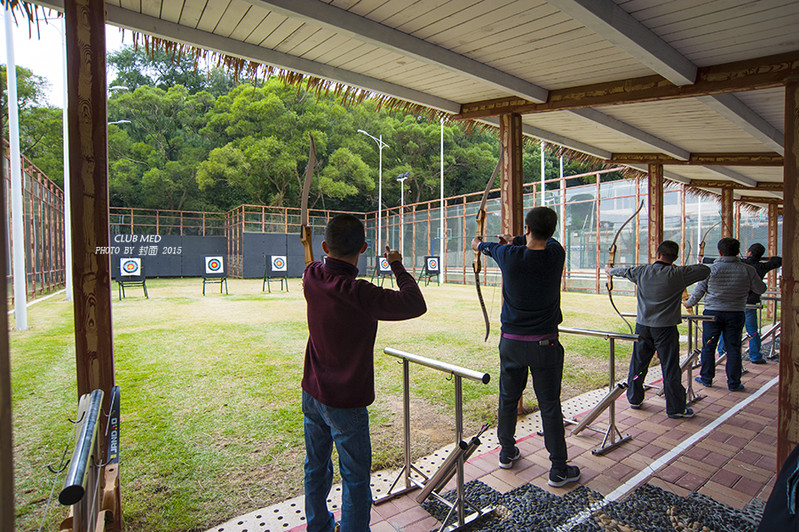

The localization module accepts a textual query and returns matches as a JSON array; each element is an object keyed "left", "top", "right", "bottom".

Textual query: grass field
[{"left": 9, "top": 277, "right": 640, "bottom": 531}]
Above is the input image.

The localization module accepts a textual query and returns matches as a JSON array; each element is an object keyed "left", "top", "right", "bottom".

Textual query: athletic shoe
[
  {"left": 729, "top": 384, "right": 746, "bottom": 392},
  {"left": 751, "top": 359, "right": 766, "bottom": 365},
  {"left": 629, "top": 402, "right": 642, "bottom": 410},
  {"left": 498, "top": 446, "right": 521, "bottom": 469},
  {"left": 668, "top": 408, "right": 695, "bottom": 419},
  {"left": 694, "top": 376, "right": 712, "bottom": 387},
  {"left": 548, "top": 465, "right": 581, "bottom": 487}
]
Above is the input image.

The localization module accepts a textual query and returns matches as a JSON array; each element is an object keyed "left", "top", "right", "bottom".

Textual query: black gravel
[{"left": 420, "top": 480, "right": 763, "bottom": 531}]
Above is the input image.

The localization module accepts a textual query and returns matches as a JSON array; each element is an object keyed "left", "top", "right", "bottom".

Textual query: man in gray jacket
[
  {"left": 684, "top": 238, "right": 767, "bottom": 392},
  {"left": 606, "top": 240, "right": 710, "bottom": 418}
]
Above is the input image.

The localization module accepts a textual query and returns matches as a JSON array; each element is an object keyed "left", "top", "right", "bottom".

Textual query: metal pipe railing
[
  {"left": 381, "top": 347, "right": 492, "bottom": 531},
  {"left": 59, "top": 389, "right": 104, "bottom": 532},
  {"left": 557, "top": 326, "right": 637, "bottom": 455}
]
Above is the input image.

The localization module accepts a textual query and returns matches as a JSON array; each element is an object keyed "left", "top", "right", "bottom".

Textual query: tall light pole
[
  {"left": 397, "top": 172, "right": 409, "bottom": 254},
  {"left": 357, "top": 129, "right": 389, "bottom": 253}
]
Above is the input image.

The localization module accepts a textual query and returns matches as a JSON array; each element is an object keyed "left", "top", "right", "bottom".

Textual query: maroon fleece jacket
[{"left": 301, "top": 257, "right": 427, "bottom": 408}]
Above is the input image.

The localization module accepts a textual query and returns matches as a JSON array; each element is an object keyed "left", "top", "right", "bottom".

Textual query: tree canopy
[{"left": 6, "top": 45, "right": 622, "bottom": 213}]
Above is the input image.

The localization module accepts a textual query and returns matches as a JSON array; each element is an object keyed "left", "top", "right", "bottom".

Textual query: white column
[
  {"left": 4, "top": 10, "right": 28, "bottom": 330},
  {"left": 62, "top": 19, "right": 72, "bottom": 301}
]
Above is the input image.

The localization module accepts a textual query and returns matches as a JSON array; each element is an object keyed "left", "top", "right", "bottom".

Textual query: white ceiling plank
[
  {"left": 545, "top": 0, "right": 697, "bottom": 85},
  {"left": 241, "top": 0, "right": 549, "bottom": 102},
  {"left": 698, "top": 94, "right": 785, "bottom": 156},
  {"left": 480, "top": 117, "right": 612, "bottom": 160},
  {"left": 570, "top": 108, "right": 691, "bottom": 160},
  {"left": 102, "top": 4, "right": 462, "bottom": 113}
]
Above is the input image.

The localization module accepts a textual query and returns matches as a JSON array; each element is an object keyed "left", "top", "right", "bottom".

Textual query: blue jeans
[
  {"left": 627, "top": 325, "right": 685, "bottom": 416},
  {"left": 497, "top": 336, "right": 567, "bottom": 470},
  {"left": 717, "top": 309, "right": 762, "bottom": 361},
  {"left": 302, "top": 391, "right": 372, "bottom": 532},
  {"left": 699, "top": 310, "right": 746, "bottom": 389}
]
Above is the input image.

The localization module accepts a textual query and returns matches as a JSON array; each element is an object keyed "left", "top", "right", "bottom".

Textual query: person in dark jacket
[
  {"left": 716, "top": 243, "right": 781, "bottom": 363},
  {"left": 302, "top": 214, "right": 427, "bottom": 532},
  {"left": 471, "top": 206, "right": 580, "bottom": 488},
  {"left": 606, "top": 240, "right": 710, "bottom": 418},
  {"left": 684, "top": 238, "right": 767, "bottom": 392}
]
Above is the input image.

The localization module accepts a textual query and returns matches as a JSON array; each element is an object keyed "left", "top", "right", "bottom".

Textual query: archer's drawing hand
[
  {"left": 497, "top": 233, "right": 514, "bottom": 245},
  {"left": 384, "top": 246, "right": 402, "bottom": 264}
]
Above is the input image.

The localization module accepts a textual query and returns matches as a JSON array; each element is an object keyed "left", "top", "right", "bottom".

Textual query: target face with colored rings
[
  {"left": 205, "top": 256, "right": 224, "bottom": 274},
  {"left": 271, "top": 255, "right": 287, "bottom": 272},
  {"left": 426, "top": 257, "right": 439, "bottom": 272},
  {"left": 379, "top": 257, "right": 391, "bottom": 272},
  {"left": 120, "top": 258, "right": 141, "bottom": 276}
]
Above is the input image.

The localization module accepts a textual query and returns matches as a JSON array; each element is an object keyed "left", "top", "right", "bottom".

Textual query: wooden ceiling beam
[
  {"left": 689, "top": 180, "right": 783, "bottom": 191},
  {"left": 455, "top": 50, "right": 799, "bottom": 120},
  {"left": 737, "top": 196, "right": 783, "bottom": 205},
  {"left": 610, "top": 153, "right": 783, "bottom": 166}
]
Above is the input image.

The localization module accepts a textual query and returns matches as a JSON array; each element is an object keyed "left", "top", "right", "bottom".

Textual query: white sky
[{"left": 0, "top": 9, "right": 130, "bottom": 108}]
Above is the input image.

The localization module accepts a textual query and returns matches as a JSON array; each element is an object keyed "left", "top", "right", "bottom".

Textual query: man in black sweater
[{"left": 471, "top": 207, "right": 580, "bottom": 488}]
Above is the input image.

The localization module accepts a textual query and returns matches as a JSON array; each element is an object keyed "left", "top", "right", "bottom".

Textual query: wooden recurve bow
[
  {"left": 300, "top": 133, "right": 317, "bottom": 267},
  {"left": 606, "top": 200, "right": 644, "bottom": 334},
  {"left": 473, "top": 149, "right": 504, "bottom": 342}
]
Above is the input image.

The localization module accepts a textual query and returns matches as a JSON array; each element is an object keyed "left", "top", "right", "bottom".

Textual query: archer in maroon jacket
[{"left": 301, "top": 214, "right": 426, "bottom": 532}]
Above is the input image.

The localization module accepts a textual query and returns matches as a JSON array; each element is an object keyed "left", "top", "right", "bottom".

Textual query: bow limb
[
  {"left": 472, "top": 149, "right": 503, "bottom": 342},
  {"left": 697, "top": 221, "right": 720, "bottom": 264},
  {"left": 606, "top": 201, "right": 644, "bottom": 334},
  {"left": 300, "top": 133, "right": 317, "bottom": 267},
  {"left": 681, "top": 240, "right": 694, "bottom": 314}
]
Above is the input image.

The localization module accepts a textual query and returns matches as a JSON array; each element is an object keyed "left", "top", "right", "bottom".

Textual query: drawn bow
[
  {"left": 697, "top": 221, "right": 721, "bottom": 264},
  {"left": 473, "top": 149, "right": 504, "bottom": 342},
  {"left": 607, "top": 200, "right": 644, "bottom": 334},
  {"left": 300, "top": 133, "right": 317, "bottom": 267}
]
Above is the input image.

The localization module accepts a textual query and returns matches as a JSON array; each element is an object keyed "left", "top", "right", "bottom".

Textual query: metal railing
[
  {"left": 557, "top": 327, "right": 638, "bottom": 455},
  {"left": 381, "top": 347, "right": 491, "bottom": 532}
]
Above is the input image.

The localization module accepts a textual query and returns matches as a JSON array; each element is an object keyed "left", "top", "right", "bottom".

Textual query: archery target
[
  {"left": 271, "top": 255, "right": 287, "bottom": 272},
  {"left": 379, "top": 257, "right": 391, "bottom": 272},
  {"left": 426, "top": 256, "right": 440, "bottom": 273},
  {"left": 205, "top": 256, "right": 224, "bottom": 274},
  {"left": 120, "top": 258, "right": 141, "bottom": 276}
]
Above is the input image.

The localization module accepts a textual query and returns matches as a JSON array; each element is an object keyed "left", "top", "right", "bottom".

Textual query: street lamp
[
  {"left": 357, "top": 129, "right": 389, "bottom": 253},
  {"left": 397, "top": 171, "right": 409, "bottom": 253}
]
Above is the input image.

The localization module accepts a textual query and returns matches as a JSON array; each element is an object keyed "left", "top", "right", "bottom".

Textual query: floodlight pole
[
  {"left": 397, "top": 172, "right": 408, "bottom": 253},
  {"left": 358, "top": 129, "right": 389, "bottom": 253}
]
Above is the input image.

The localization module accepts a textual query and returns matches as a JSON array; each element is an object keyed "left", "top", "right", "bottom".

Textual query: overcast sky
[{"left": 1, "top": 9, "right": 129, "bottom": 108}]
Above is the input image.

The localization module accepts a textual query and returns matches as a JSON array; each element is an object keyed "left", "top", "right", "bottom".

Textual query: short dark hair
[
  {"left": 657, "top": 240, "right": 679, "bottom": 263},
  {"left": 324, "top": 214, "right": 365, "bottom": 257},
  {"left": 525, "top": 207, "right": 557, "bottom": 240},
  {"left": 717, "top": 237, "right": 740, "bottom": 257},
  {"left": 748, "top": 243, "right": 765, "bottom": 260}
]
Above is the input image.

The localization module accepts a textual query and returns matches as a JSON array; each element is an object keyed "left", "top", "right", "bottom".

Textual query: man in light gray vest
[{"left": 684, "top": 238, "right": 767, "bottom": 392}]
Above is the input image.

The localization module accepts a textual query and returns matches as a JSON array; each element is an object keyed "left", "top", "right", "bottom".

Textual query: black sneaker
[
  {"left": 668, "top": 407, "right": 695, "bottom": 419},
  {"left": 629, "top": 402, "right": 642, "bottom": 410},
  {"left": 548, "top": 465, "right": 581, "bottom": 487},
  {"left": 498, "top": 446, "right": 521, "bottom": 469},
  {"left": 729, "top": 384, "right": 746, "bottom": 392},
  {"left": 751, "top": 359, "right": 766, "bottom": 365}
]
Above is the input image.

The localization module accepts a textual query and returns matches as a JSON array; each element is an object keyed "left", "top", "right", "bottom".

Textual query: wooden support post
[
  {"left": 648, "top": 164, "right": 664, "bottom": 261},
  {"left": 499, "top": 114, "right": 525, "bottom": 413},
  {"left": 1, "top": 130, "right": 15, "bottom": 532},
  {"left": 720, "top": 186, "right": 734, "bottom": 238},
  {"left": 778, "top": 77, "right": 799, "bottom": 469},
  {"left": 499, "top": 114, "right": 524, "bottom": 235},
  {"left": 767, "top": 203, "right": 779, "bottom": 319},
  {"left": 64, "top": 1, "right": 119, "bottom": 529}
]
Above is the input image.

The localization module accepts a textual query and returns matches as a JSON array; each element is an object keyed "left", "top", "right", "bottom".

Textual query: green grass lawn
[{"left": 9, "top": 278, "right": 638, "bottom": 531}]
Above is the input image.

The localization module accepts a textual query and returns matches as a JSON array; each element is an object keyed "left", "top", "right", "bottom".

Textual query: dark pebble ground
[{"left": 421, "top": 480, "right": 764, "bottom": 531}]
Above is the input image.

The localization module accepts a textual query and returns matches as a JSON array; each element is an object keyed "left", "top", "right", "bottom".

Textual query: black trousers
[{"left": 626, "top": 324, "right": 685, "bottom": 416}]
